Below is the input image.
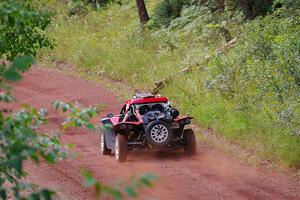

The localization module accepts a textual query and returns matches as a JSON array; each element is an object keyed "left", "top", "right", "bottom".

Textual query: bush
[
  {"left": 200, "top": 8, "right": 300, "bottom": 165},
  {"left": 83, "top": 0, "right": 120, "bottom": 8},
  {"left": 69, "top": 0, "right": 119, "bottom": 14},
  {"left": 69, "top": 4, "right": 89, "bottom": 16},
  {"left": 0, "top": 1, "right": 54, "bottom": 61},
  {"left": 150, "top": 0, "right": 191, "bottom": 28}
]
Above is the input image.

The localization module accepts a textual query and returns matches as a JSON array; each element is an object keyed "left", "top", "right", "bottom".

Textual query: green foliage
[
  {"left": 0, "top": 1, "right": 54, "bottom": 61},
  {"left": 84, "top": 0, "right": 117, "bottom": 6},
  {"left": 274, "top": 0, "right": 300, "bottom": 9},
  {"left": 225, "top": 0, "right": 274, "bottom": 18},
  {"left": 206, "top": 10, "right": 300, "bottom": 112},
  {"left": 1, "top": 55, "right": 35, "bottom": 82},
  {"left": 70, "top": 0, "right": 119, "bottom": 13},
  {"left": 0, "top": 105, "right": 67, "bottom": 199},
  {"left": 0, "top": 2, "right": 64, "bottom": 199},
  {"left": 0, "top": 92, "right": 16, "bottom": 103},
  {"left": 68, "top": 4, "right": 89, "bottom": 17},
  {"left": 41, "top": 1, "right": 190, "bottom": 87},
  {"left": 83, "top": 171, "right": 158, "bottom": 200},
  {"left": 205, "top": 9, "right": 300, "bottom": 138},
  {"left": 150, "top": 0, "right": 191, "bottom": 28},
  {"left": 192, "top": 0, "right": 300, "bottom": 19},
  {"left": 0, "top": 25, "right": 65, "bottom": 199},
  {"left": 52, "top": 101, "right": 100, "bottom": 131}
]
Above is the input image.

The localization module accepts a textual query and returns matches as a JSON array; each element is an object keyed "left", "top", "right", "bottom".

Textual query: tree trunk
[
  {"left": 135, "top": 0, "right": 149, "bottom": 24},
  {"left": 217, "top": 0, "right": 225, "bottom": 11},
  {"left": 241, "top": 0, "right": 254, "bottom": 19}
]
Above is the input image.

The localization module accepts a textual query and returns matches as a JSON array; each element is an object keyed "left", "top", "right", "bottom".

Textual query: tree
[{"left": 135, "top": 0, "right": 149, "bottom": 24}]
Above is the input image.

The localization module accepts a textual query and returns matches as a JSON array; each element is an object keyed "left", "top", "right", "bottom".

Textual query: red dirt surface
[{"left": 7, "top": 67, "right": 300, "bottom": 200}]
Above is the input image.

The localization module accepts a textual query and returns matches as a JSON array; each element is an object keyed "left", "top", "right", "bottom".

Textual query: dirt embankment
[{"left": 7, "top": 67, "right": 300, "bottom": 200}]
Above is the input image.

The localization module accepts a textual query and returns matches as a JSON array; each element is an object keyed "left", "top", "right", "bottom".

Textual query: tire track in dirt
[{"left": 8, "top": 66, "right": 300, "bottom": 200}]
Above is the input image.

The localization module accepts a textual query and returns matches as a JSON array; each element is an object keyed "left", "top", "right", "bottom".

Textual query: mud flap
[
  {"left": 101, "top": 118, "right": 117, "bottom": 150},
  {"left": 105, "top": 128, "right": 116, "bottom": 150}
]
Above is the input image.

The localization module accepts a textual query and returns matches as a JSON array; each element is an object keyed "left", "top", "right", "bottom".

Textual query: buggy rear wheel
[
  {"left": 183, "top": 129, "right": 196, "bottom": 155},
  {"left": 100, "top": 131, "right": 111, "bottom": 155},
  {"left": 115, "top": 134, "right": 127, "bottom": 162}
]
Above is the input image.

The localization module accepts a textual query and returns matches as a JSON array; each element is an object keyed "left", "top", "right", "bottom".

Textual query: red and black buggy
[{"left": 100, "top": 93, "right": 196, "bottom": 162}]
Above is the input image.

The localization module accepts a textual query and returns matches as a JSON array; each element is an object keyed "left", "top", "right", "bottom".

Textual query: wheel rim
[
  {"left": 100, "top": 134, "right": 105, "bottom": 153},
  {"left": 115, "top": 138, "right": 120, "bottom": 160},
  {"left": 150, "top": 124, "right": 168, "bottom": 143}
]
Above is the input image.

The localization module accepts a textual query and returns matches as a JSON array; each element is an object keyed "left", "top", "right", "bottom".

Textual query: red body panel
[
  {"left": 110, "top": 116, "right": 120, "bottom": 126},
  {"left": 126, "top": 97, "right": 168, "bottom": 105},
  {"left": 108, "top": 96, "right": 192, "bottom": 127},
  {"left": 174, "top": 116, "right": 193, "bottom": 122},
  {"left": 118, "top": 121, "right": 142, "bottom": 125}
]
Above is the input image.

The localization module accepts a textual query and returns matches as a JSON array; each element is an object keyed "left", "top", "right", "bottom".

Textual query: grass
[{"left": 39, "top": 0, "right": 300, "bottom": 169}]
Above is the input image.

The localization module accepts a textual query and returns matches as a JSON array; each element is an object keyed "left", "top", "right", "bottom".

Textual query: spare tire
[{"left": 145, "top": 121, "right": 172, "bottom": 146}]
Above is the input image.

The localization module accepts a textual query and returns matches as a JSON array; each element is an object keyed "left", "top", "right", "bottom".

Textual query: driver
[{"left": 122, "top": 104, "right": 143, "bottom": 123}]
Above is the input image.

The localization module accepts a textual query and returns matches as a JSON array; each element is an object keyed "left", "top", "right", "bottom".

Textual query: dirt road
[{"left": 9, "top": 67, "right": 300, "bottom": 200}]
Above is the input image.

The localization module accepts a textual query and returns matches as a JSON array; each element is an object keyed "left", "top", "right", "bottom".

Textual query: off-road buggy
[{"left": 100, "top": 93, "right": 196, "bottom": 162}]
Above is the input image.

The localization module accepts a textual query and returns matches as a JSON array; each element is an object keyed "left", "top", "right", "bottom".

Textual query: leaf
[
  {"left": 30, "top": 153, "right": 40, "bottom": 164},
  {"left": 0, "top": 113, "right": 3, "bottom": 128},
  {"left": 11, "top": 158, "right": 22, "bottom": 175},
  {"left": 42, "top": 153, "right": 56, "bottom": 163},
  {"left": 83, "top": 171, "right": 96, "bottom": 187},
  {"left": 124, "top": 187, "right": 137, "bottom": 197},
  {"left": 0, "top": 188, "right": 6, "bottom": 199},
  {"left": 66, "top": 143, "right": 76, "bottom": 149},
  {"left": 0, "top": 92, "right": 16, "bottom": 103},
  {"left": 12, "top": 55, "right": 35, "bottom": 72},
  {"left": 40, "top": 189, "right": 54, "bottom": 200},
  {"left": 102, "top": 187, "right": 123, "bottom": 200},
  {"left": 62, "top": 103, "right": 70, "bottom": 112},
  {"left": 86, "top": 123, "right": 96, "bottom": 131},
  {"left": 7, "top": 15, "right": 15, "bottom": 26},
  {"left": 94, "top": 182, "right": 103, "bottom": 197},
  {"left": 0, "top": 177, "right": 5, "bottom": 185},
  {"left": 139, "top": 174, "right": 158, "bottom": 188},
  {"left": 29, "top": 193, "right": 40, "bottom": 200},
  {"left": 74, "top": 118, "right": 83, "bottom": 127},
  {"left": 3, "top": 68, "right": 22, "bottom": 81}
]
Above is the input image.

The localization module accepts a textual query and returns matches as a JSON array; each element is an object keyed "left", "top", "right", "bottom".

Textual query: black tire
[
  {"left": 100, "top": 131, "right": 111, "bottom": 155},
  {"left": 115, "top": 134, "right": 127, "bottom": 162},
  {"left": 183, "top": 129, "right": 196, "bottom": 155},
  {"left": 145, "top": 121, "right": 172, "bottom": 146}
]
